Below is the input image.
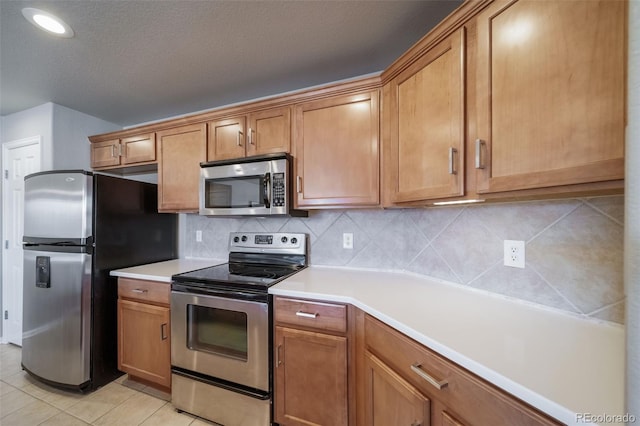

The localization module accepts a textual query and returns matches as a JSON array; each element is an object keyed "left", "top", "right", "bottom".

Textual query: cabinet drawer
[
  {"left": 274, "top": 297, "right": 347, "bottom": 333},
  {"left": 364, "top": 315, "right": 559, "bottom": 426},
  {"left": 118, "top": 278, "right": 170, "bottom": 306}
]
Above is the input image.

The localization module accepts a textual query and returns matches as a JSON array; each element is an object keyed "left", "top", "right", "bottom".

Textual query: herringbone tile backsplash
[{"left": 184, "top": 196, "right": 624, "bottom": 324}]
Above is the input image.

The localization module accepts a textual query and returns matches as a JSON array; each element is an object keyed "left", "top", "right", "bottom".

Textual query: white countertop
[
  {"left": 270, "top": 266, "right": 625, "bottom": 426},
  {"left": 110, "top": 258, "right": 224, "bottom": 282}
]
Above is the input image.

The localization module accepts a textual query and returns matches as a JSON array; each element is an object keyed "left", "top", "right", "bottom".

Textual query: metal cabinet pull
[
  {"left": 448, "top": 147, "right": 457, "bottom": 175},
  {"left": 119, "top": 143, "right": 124, "bottom": 157},
  {"left": 475, "top": 139, "right": 486, "bottom": 169},
  {"left": 410, "top": 363, "right": 448, "bottom": 390},
  {"left": 131, "top": 288, "right": 148, "bottom": 294},
  {"left": 248, "top": 127, "right": 254, "bottom": 145},
  {"left": 295, "top": 311, "right": 318, "bottom": 319},
  {"left": 111, "top": 144, "right": 118, "bottom": 158},
  {"left": 296, "top": 176, "right": 302, "bottom": 193},
  {"left": 161, "top": 323, "right": 168, "bottom": 340},
  {"left": 276, "top": 344, "right": 283, "bottom": 366},
  {"left": 237, "top": 130, "right": 243, "bottom": 146}
]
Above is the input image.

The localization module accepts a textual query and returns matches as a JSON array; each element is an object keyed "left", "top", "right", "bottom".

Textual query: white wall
[
  {"left": 51, "top": 103, "right": 120, "bottom": 170},
  {"left": 626, "top": 0, "right": 639, "bottom": 419},
  {"left": 0, "top": 103, "right": 120, "bottom": 338}
]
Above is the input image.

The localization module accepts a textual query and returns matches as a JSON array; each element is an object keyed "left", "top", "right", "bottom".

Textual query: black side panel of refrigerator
[{"left": 90, "top": 174, "right": 177, "bottom": 389}]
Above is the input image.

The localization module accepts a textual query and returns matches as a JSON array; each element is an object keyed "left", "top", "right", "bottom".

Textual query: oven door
[
  {"left": 199, "top": 157, "right": 288, "bottom": 216},
  {"left": 171, "top": 290, "right": 269, "bottom": 392}
]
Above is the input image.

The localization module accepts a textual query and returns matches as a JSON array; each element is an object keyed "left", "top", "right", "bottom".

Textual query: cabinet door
[
  {"left": 475, "top": 0, "right": 625, "bottom": 193},
  {"left": 275, "top": 326, "right": 348, "bottom": 426},
  {"left": 247, "top": 107, "right": 291, "bottom": 156},
  {"left": 388, "top": 28, "right": 465, "bottom": 203},
  {"left": 157, "top": 123, "right": 206, "bottom": 212},
  {"left": 207, "top": 116, "right": 246, "bottom": 161},
  {"left": 117, "top": 299, "right": 171, "bottom": 388},
  {"left": 91, "top": 139, "right": 121, "bottom": 168},
  {"left": 121, "top": 133, "right": 156, "bottom": 165},
  {"left": 365, "top": 352, "right": 430, "bottom": 426},
  {"left": 294, "top": 91, "right": 379, "bottom": 208}
]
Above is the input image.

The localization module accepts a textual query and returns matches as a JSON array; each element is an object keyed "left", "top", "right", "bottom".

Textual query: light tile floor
[{"left": 0, "top": 344, "right": 215, "bottom": 425}]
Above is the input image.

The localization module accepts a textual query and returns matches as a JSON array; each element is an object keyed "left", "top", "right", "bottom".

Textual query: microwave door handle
[{"left": 263, "top": 173, "right": 271, "bottom": 208}]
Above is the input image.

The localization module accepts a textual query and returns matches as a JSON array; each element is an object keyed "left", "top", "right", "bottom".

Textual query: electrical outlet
[
  {"left": 343, "top": 233, "right": 353, "bottom": 249},
  {"left": 504, "top": 240, "right": 525, "bottom": 268},
  {"left": 196, "top": 230, "right": 202, "bottom": 242}
]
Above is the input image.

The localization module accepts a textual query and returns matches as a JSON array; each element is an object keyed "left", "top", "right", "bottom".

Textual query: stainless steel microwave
[{"left": 199, "top": 153, "right": 307, "bottom": 217}]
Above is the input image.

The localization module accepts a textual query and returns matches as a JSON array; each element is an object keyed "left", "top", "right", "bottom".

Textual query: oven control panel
[{"left": 229, "top": 232, "right": 307, "bottom": 254}]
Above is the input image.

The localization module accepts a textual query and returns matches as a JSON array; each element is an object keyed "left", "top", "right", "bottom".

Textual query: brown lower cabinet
[
  {"left": 117, "top": 278, "right": 171, "bottom": 391},
  {"left": 274, "top": 297, "right": 350, "bottom": 426},
  {"left": 361, "top": 314, "right": 560, "bottom": 426},
  {"left": 274, "top": 299, "right": 562, "bottom": 426}
]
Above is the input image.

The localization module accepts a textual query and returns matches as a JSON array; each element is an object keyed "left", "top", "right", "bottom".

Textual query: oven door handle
[
  {"left": 263, "top": 173, "right": 271, "bottom": 209},
  {"left": 172, "top": 285, "right": 268, "bottom": 302}
]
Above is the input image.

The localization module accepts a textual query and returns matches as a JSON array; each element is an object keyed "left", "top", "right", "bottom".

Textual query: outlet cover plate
[
  {"left": 504, "top": 240, "right": 525, "bottom": 268},
  {"left": 343, "top": 233, "right": 353, "bottom": 249}
]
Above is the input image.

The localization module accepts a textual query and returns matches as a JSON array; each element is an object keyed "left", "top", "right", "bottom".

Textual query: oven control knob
[
  {"left": 290, "top": 237, "right": 298, "bottom": 244},
  {"left": 241, "top": 235, "right": 248, "bottom": 242},
  {"left": 233, "top": 236, "right": 240, "bottom": 243},
  {"left": 281, "top": 236, "right": 288, "bottom": 243}
]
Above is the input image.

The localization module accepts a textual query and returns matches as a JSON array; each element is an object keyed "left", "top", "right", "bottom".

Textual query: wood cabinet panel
[
  {"left": 365, "top": 352, "right": 430, "bottom": 426},
  {"left": 117, "top": 298, "right": 171, "bottom": 389},
  {"left": 207, "top": 117, "right": 246, "bottom": 161},
  {"left": 388, "top": 28, "right": 465, "bottom": 203},
  {"left": 91, "top": 139, "right": 120, "bottom": 168},
  {"left": 121, "top": 133, "right": 156, "bottom": 165},
  {"left": 247, "top": 107, "right": 291, "bottom": 156},
  {"left": 475, "top": 0, "right": 625, "bottom": 193},
  {"left": 294, "top": 91, "right": 379, "bottom": 208},
  {"left": 274, "top": 297, "right": 347, "bottom": 334},
  {"left": 364, "top": 315, "right": 560, "bottom": 426},
  {"left": 275, "top": 326, "right": 348, "bottom": 426},
  {"left": 117, "top": 277, "right": 169, "bottom": 305},
  {"left": 157, "top": 123, "right": 206, "bottom": 212}
]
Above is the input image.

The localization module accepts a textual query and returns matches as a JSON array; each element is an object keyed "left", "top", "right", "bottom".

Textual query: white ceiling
[{"left": 0, "top": 0, "right": 462, "bottom": 127}]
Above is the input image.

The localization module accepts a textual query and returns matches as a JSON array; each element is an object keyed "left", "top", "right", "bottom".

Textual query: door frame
[{"left": 1, "top": 135, "right": 42, "bottom": 344}]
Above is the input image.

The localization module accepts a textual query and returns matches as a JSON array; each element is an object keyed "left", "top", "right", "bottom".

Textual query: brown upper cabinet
[
  {"left": 207, "top": 107, "right": 291, "bottom": 161},
  {"left": 293, "top": 90, "right": 380, "bottom": 208},
  {"left": 474, "top": 0, "right": 626, "bottom": 194},
  {"left": 385, "top": 28, "right": 465, "bottom": 203},
  {"left": 90, "top": 133, "right": 156, "bottom": 169},
  {"left": 157, "top": 123, "right": 206, "bottom": 212}
]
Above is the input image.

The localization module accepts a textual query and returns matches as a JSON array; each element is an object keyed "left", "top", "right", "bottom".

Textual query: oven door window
[
  {"left": 187, "top": 305, "right": 248, "bottom": 361},
  {"left": 204, "top": 176, "right": 266, "bottom": 209}
]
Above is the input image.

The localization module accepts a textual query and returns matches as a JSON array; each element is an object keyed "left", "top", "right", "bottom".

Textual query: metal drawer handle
[
  {"left": 276, "top": 344, "right": 283, "bottom": 366},
  {"left": 295, "top": 311, "right": 318, "bottom": 319},
  {"left": 410, "top": 363, "right": 448, "bottom": 390},
  {"left": 296, "top": 176, "right": 302, "bottom": 193},
  {"left": 448, "top": 147, "right": 457, "bottom": 175},
  {"left": 475, "top": 139, "right": 486, "bottom": 169},
  {"left": 161, "top": 323, "right": 168, "bottom": 340},
  {"left": 237, "top": 130, "right": 243, "bottom": 146},
  {"left": 131, "top": 288, "right": 148, "bottom": 294}
]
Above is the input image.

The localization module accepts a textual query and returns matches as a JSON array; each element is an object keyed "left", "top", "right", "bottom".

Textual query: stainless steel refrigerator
[{"left": 21, "top": 170, "right": 177, "bottom": 391}]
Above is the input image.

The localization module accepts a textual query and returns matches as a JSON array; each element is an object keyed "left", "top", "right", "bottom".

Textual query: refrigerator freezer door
[
  {"left": 22, "top": 248, "right": 92, "bottom": 387},
  {"left": 24, "top": 171, "right": 93, "bottom": 241}
]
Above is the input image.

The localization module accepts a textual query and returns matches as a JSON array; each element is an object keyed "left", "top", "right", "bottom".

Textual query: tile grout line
[
  {"left": 585, "top": 297, "right": 627, "bottom": 317},
  {"left": 525, "top": 199, "right": 584, "bottom": 244},
  {"left": 527, "top": 263, "right": 585, "bottom": 316},
  {"left": 582, "top": 198, "right": 624, "bottom": 227}
]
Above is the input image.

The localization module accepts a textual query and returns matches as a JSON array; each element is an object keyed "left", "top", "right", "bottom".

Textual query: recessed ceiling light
[{"left": 22, "top": 8, "right": 74, "bottom": 38}]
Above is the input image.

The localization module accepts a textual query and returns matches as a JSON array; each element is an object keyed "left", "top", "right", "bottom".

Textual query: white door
[{"left": 2, "top": 136, "right": 41, "bottom": 345}]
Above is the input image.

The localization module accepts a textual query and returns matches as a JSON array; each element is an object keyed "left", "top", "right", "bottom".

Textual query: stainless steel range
[{"left": 170, "top": 232, "right": 307, "bottom": 426}]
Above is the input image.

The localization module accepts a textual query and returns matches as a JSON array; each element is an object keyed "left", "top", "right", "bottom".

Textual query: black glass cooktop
[{"left": 172, "top": 262, "right": 304, "bottom": 290}]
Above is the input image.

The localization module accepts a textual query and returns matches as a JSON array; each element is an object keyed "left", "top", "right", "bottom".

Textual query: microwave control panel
[{"left": 272, "top": 173, "right": 285, "bottom": 207}]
